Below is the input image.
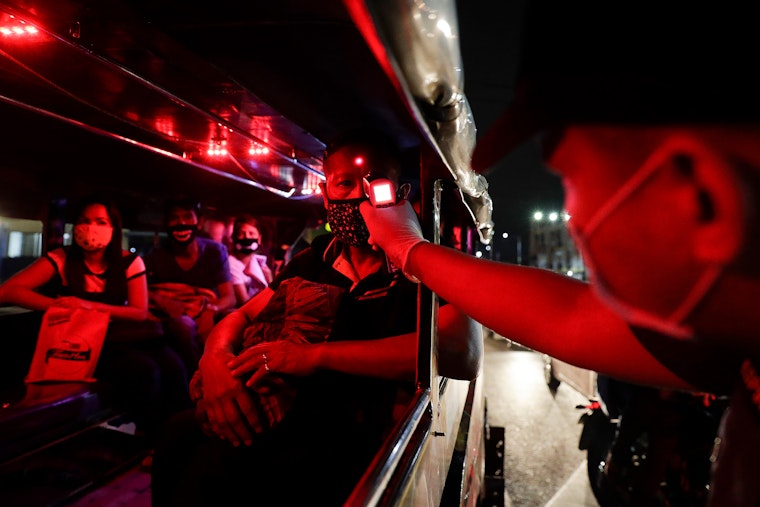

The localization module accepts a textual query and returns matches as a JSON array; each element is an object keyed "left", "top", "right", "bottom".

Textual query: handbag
[{"left": 25, "top": 306, "right": 110, "bottom": 383}]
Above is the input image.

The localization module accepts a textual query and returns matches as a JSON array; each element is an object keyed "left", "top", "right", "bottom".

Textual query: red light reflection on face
[{"left": 353, "top": 156, "right": 364, "bottom": 167}]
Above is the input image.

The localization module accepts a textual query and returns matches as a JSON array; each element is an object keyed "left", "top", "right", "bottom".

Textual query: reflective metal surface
[
  {"left": 0, "top": 0, "right": 493, "bottom": 239},
  {"left": 349, "top": 0, "right": 493, "bottom": 243}
]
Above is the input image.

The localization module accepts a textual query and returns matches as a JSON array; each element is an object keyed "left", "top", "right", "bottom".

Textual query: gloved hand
[{"left": 360, "top": 200, "right": 428, "bottom": 272}]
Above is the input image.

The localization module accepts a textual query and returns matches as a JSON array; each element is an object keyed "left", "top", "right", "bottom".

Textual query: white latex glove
[{"left": 360, "top": 200, "right": 428, "bottom": 272}]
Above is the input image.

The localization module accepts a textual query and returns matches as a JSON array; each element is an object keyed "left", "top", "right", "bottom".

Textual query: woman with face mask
[
  {"left": 0, "top": 194, "right": 191, "bottom": 442},
  {"left": 0, "top": 195, "right": 146, "bottom": 319},
  {"left": 228, "top": 214, "right": 273, "bottom": 308}
]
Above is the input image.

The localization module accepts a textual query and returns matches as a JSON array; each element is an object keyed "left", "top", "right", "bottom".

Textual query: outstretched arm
[
  {"left": 0, "top": 258, "right": 58, "bottom": 310},
  {"left": 360, "top": 200, "right": 694, "bottom": 390},
  {"left": 228, "top": 302, "right": 482, "bottom": 387}
]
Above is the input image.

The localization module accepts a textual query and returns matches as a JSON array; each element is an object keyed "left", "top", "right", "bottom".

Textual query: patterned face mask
[
  {"left": 326, "top": 197, "right": 370, "bottom": 247},
  {"left": 73, "top": 224, "right": 113, "bottom": 251}
]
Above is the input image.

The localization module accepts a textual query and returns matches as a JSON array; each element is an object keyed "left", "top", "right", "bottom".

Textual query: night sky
[{"left": 456, "top": 1, "right": 564, "bottom": 260}]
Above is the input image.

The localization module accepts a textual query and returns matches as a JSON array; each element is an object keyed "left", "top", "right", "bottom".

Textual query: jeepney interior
[{"left": 0, "top": 1, "right": 494, "bottom": 505}]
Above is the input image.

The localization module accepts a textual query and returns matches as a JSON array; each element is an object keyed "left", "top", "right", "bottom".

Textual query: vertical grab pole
[{"left": 415, "top": 147, "right": 441, "bottom": 391}]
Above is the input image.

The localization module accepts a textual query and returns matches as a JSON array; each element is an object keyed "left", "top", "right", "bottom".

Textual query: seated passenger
[
  {"left": 0, "top": 194, "right": 191, "bottom": 440},
  {"left": 144, "top": 198, "right": 236, "bottom": 374},
  {"left": 228, "top": 213, "right": 273, "bottom": 308},
  {"left": 151, "top": 132, "right": 482, "bottom": 507}
]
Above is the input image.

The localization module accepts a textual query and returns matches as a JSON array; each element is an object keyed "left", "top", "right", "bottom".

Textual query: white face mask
[
  {"left": 74, "top": 224, "right": 113, "bottom": 251},
  {"left": 567, "top": 136, "right": 725, "bottom": 340}
]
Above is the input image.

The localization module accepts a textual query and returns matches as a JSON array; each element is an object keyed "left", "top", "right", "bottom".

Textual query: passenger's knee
[{"left": 164, "top": 315, "right": 198, "bottom": 339}]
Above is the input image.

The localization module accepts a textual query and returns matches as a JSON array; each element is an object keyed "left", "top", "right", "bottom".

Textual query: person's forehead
[
  {"left": 325, "top": 144, "right": 398, "bottom": 180},
  {"left": 82, "top": 203, "right": 109, "bottom": 217},
  {"left": 168, "top": 206, "right": 197, "bottom": 218},
  {"left": 326, "top": 150, "right": 369, "bottom": 178},
  {"left": 238, "top": 223, "right": 259, "bottom": 234},
  {"left": 544, "top": 125, "right": 662, "bottom": 179},
  {"left": 325, "top": 163, "right": 365, "bottom": 182}
]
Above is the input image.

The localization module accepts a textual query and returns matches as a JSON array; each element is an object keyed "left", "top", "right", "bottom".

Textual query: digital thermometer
[{"left": 364, "top": 178, "right": 396, "bottom": 208}]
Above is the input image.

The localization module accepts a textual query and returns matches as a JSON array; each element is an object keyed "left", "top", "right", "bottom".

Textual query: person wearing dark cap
[{"left": 360, "top": 3, "right": 760, "bottom": 505}]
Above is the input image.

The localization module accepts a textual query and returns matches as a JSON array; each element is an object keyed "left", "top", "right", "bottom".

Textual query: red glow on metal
[
  {"left": 207, "top": 137, "right": 227, "bottom": 156},
  {"left": 0, "top": 17, "right": 38, "bottom": 37},
  {"left": 248, "top": 143, "right": 270, "bottom": 156}
]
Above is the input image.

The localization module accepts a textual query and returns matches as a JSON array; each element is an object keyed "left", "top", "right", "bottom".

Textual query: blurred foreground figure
[{"left": 361, "top": 3, "right": 760, "bottom": 505}]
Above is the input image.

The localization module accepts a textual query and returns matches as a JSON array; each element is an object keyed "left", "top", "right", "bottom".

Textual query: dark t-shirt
[
  {"left": 144, "top": 237, "right": 230, "bottom": 292},
  {"left": 271, "top": 234, "right": 418, "bottom": 434}
]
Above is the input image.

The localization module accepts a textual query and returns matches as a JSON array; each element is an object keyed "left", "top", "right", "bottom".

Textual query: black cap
[{"left": 471, "top": 2, "right": 760, "bottom": 173}]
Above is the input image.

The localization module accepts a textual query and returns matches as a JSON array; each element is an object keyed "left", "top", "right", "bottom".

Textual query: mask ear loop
[
  {"left": 584, "top": 135, "right": 733, "bottom": 239},
  {"left": 582, "top": 138, "right": 687, "bottom": 238},
  {"left": 662, "top": 138, "right": 734, "bottom": 325},
  {"left": 667, "top": 264, "right": 723, "bottom": 325}
]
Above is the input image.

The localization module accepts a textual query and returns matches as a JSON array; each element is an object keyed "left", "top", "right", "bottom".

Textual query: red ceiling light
[
  {"left": 207, "top": 124, "right": 228, "bottom": 156},
  {"left": 207, "top": 140, "right": 227, "bottom": 156},
  {"left": 248, "top": 143, "right": 270, "bottom": 156},
  {"left": 0, "top": 16, "right": 38, "bottom": 37}
]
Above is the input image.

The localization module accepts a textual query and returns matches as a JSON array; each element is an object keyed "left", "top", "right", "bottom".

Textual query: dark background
[{"left": 456, "top": 1, "right": 564, "bottom": 263}]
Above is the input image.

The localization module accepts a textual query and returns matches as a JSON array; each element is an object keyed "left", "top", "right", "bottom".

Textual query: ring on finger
[{"left": 262, "top": 352, "right": 271, "bottom": 372}]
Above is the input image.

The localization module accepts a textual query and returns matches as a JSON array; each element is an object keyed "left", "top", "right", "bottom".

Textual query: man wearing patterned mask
[
  {"left": 151, "top": 131, "right": 482, "bottom": 507},
  {"left": 320, "top": 135, "right": 408, "bottom": 248}
]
